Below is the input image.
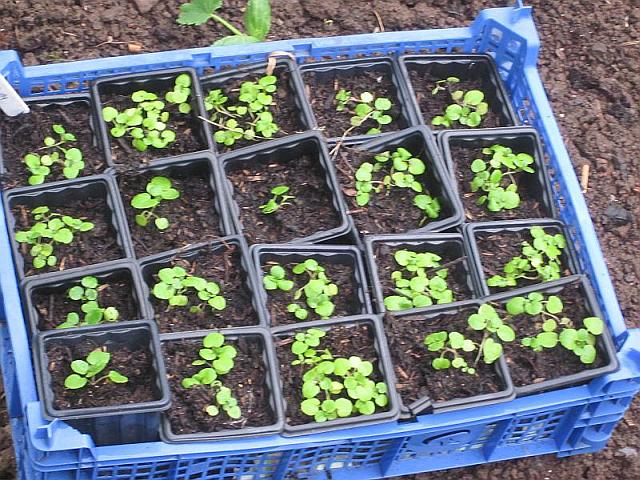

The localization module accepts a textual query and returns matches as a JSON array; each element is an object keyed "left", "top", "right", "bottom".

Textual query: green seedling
[
  {"left": 431, "top": 77, "right": 489, "bottom": 128},
  {"left": 470, "top": 144, "right": 535, "bottom": 212},
  {"left": 178, "top": 0, "right": 271, "bottom": 46},
  {"left": 263, "top": 265, "right": 295, "bottom": 292},
  {"left": 205, "top": 75, "right": 279, "bottom": 147},
  {"left": 56, "top": 276, "right": 120, "bottom": 329},
  {"left": 487, "top": 227, "right": 567, "bottom": 288},
  {"left": 291, "top": 328, "right": 388, "bottom": 422},
  {"left": 181, "top": 332, "right": 241, "bottom": 418},
  {"left": 15, "top": 206, "right": 94, "bottom": 269},
  {"left": 467, "top": 303, "right": 515, "bottom": 364},
  {"left": 102, "top": 74, "right": 192, "bottom": 152},
  {"left": 64, "top": 348, "right": 128, "bottom": 390},
  {"left": 508, "top": 292, "right": 605, "bottom": 364},
  {"left": 334, "top": 89, "right": 393, "bottom": 136},
  {"left": 354, "top": 147, "right": 441, "bottom": 224},
  {"left": 23, "top": 124, "right": 84, "bottom": 185},
  {"left": 383, "top": 249, "right": 454, "bottom": 311},
  {"left": 152, "top": 266, "right": 226, "bottom": 313},
  {"left": 131, "top": 176, "right": 181, "bottom": 230},
  {"left": 259, "top": 185, "right": 295, "bottom": 214},
  {"left": 424, "top": 331, "right": 477, "bottom": 374}
]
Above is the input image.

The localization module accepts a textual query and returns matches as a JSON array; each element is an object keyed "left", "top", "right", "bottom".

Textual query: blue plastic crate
[{"left": 1, "top": 2, "right": 640, "bottom": 479}]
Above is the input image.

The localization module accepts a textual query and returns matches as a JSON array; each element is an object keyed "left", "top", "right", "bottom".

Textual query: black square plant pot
[
  {"left": 437, "top": 127, "right": 556, "bottom": 221},
  {"left": 487, "top": 275, "right": 619, "bottom": 397},
  {"left": 159, "top": 327, "right": 284, "bottom": 443},
  {"left": 4, "top": 174, "right": 133, "bottom": 280},
  {"left": 92, "top": 68, "right": 212, "bottom": 168},
  {"left": 200, "top": 58, "right": 314, "bottom": 155},
  {"left": 398, "top": 54, "right": 518, "bottom": 131},
  {"left": 363, "top": 233, "right": 482, "bottom": 315},
  {"left": 299, "top": 57, "right": 415, "bottom": 144},
  {"left": 140, "top": 236, "right": 265, "bottom": 333},
  {"left": 33, "top": 320, "right": 170, "bottom": 444},
  {"left": 251, "top": 243, "right": 372, "bottom": 327},
  {"left": 218, "top": 131, "right": 350, "bottom": 245},
  {"left": 271, "top": 315, "right": 400, "bottom": 436},
  {"left": 387, "top": 300, "right": 515, "bottom": 416},
  {"left": 464, "top": 219, "right": 579, "bottom": 296},
  {"left": 332, "top": 126, "right": 464, "bottom": 237},
  {"left": 115, "top": 154, "right": 233, "bottom": 259},
  {"left": 0, "top": 93, "right": 110, "bottom": 191},
  {"left": 22, "top": 260, "right": 150, "bottom": 337}
]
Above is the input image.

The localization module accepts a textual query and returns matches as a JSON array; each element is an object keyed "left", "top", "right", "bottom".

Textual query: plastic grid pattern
[{"left": 1, "top": 3, "right": 640, "bottom": 480}]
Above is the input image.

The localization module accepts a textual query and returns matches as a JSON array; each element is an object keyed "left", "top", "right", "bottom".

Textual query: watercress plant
[
  {"left": 431, "top": 77, "right": 489, "bottom": 128},
  {"left": 64, "top": 348, "right": 128, "bottom": 390},
  {"left": 56, "top": 276, "right": 120, "bottom": 329},
  {"left": 152, "top": 266, "right": 226, "bottom": 313},
  {"left": 130, "top": 176, "right": 181, "bottom": 231},
  {"left": 23, "top": 124, "right": 84, "bottom": 185},
  {"left": 181, "top": 332, "right": 241, "bottom": 418},
  {"left": 334, "top": 89, "right": 393, "bottom": 137},
  {"left": 259, "top": 185, "right": 295, "bottom": 214},
  {"left": 15, "top": 206, "right": 94, "bottom": 269}
]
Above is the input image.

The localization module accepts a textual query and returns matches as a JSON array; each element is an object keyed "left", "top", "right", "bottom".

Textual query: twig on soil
[
  {"left": 580, "top": 164, "right": 590, "bottom": 192},
  {"left": 373, "top": 10, "right": 385, "bottom": 33}
]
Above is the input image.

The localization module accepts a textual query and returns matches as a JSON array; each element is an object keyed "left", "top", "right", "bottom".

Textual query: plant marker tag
[{"left": 0, "top": 74, "right": 29, "bottom": 116}]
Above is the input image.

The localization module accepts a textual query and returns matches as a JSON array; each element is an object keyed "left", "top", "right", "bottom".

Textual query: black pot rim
[
  {"left": 158, "top": 326, "right": 285, "bottom": 443},
  {"left": 34, "top": 319, "right": 170, "bottom": 421}
]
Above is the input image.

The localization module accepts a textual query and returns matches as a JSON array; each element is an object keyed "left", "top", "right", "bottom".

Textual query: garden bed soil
[
  {"left": 119, "top": 168, "right": 222, "bottom": 257},
  {"left": 262, "top": 260, "right": 360, "bottom": 326},
  {"left": 305, "top": 70, "right": 407, "bottom": 138},
  {"left": 100, "top": 88, "right": 205, "bottom": 166},
  {"left": 12, "top": 198, "right": 124, "bottom": 276},
  {"left": 206, "top": 69, "right": 307, "bottom": 153},
  {"left": 450, "top": 145, "right": 546, "bottom": 222},
  {"left": 46, "top": 340, "right": 157, "bottom": 410},
  {"left": 2, "top": 1, "right": 640, "bottom": 479},
  {"left": 149, "top": 243, "right": 258, "bottom": 332},
  {"left": 476, "top": 228, "right": 572, "bottom": 292},
  {"left": 226, "top": 154, "right": 341, "bottom": 244},
  {"left": 33, "top": 275, "right": 138, "bottom": 331},
  {"left": 0, "top": 102, "right": 105, "bottom": 190},
  {"left": 408, "top": 72, "right": 502, "bottom": 129},
  {"left": 373, "top": 242, "right": 472, "bottom": 306},
  {"left": 502, "top": 284, "right": 606, "bottom": 388},
  {"left": 334, "top": 146, "right": 439, "bottom": 234},
  {"left": 163, "top": 336, "right": 274, "bottom": 435},
  {"left": 275, "top": 323, "right": 387, "bottom": 426},
  {"left": 385, "top": 309, "right": 506, "bottom": 405}
]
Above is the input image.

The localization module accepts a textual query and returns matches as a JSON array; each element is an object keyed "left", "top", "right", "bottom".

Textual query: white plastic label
[{"left": 0, "top": 74, "right": 29, "bottom": 117}]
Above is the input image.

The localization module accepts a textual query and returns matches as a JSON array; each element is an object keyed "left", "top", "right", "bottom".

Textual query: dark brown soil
[
  {"left": 275, "top": 323, "right": 387, "bottom": 426},
  {"left": 385, "top": 309, "right": 507, "bottom": 405},
  {"left": 12, "top": 197, "right": 124, "bottom": 277},
  {"left": 304, "top": 69, "right": 407, "bottom": 139},
  {"left": 409, "top": 73, "right": 502, "bottom": 130},
  {"left": 33, "top": 274, "right": 138, "bottom": 332},
  {"left": 501, "top": 284, "right": 606, "bottom": 388},
  {"left": 118, "top": 166, "right": 223, "bottom": 258},
  {"left": 205, "top": 68, "right": 307, "bottom": 153},
  {"left": 476, "top": 227, "right": 572, "bottom": 293},
  {"left": 47, "top": 340, "right": 158, "bottom": 410},
  {"left": 373, "top": 242, "right": 473, "bottom": 308},
  {"left": 334, "top": 146, "right": 442, "bottom": 234},
  {"left": 162, "top": 336, "right": 275, "bottom": 435},
  {"left": 449, "top": 145, "right": 546, "bottom": 222},
  {"left": 0, "top": 102, "right": 105, "bottom": 190},
  {"left": 148, "top": 242, "right": 259, "bottom": 332},
  {"left": 100, "top": 87, "right": 206, "bottom": 166},
  {"left": 262, "top": 259, "right": 361, "bottom": 326},
  {"left": 2, "top": 1, "right": 640, "bottom": 479},
  {"left": 226, "top": 154, "right": 341, "bottom": 244}
]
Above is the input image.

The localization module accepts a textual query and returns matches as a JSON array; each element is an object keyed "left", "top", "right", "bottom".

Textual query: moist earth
[{"left": 1, "top": 1, "right": 640, "bottom": 479}]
